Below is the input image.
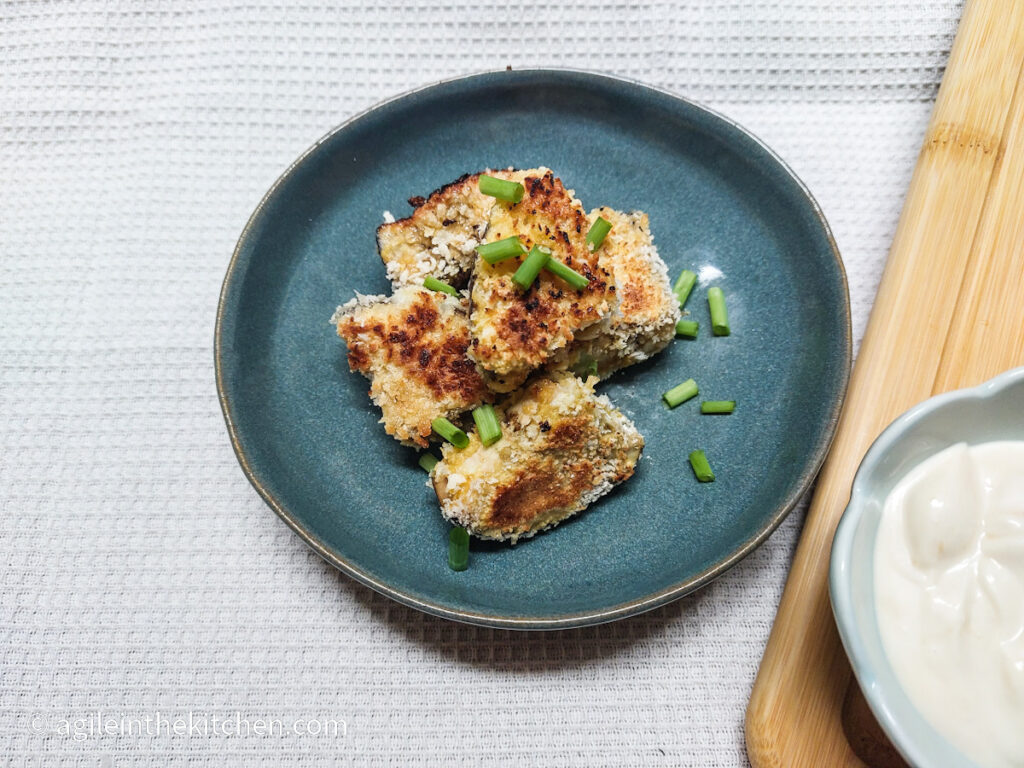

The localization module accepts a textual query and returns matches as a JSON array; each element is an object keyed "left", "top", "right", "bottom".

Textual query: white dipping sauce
[{"left": 875, "top": 441, "right": 1024, "bottom": 768}]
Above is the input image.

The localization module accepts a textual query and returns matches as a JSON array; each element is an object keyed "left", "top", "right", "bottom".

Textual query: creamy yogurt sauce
[{"left": 875, "top": 441, "right": 1024, "bottom": 768}]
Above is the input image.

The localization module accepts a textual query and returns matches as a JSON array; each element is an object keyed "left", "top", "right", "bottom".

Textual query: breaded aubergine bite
[
  {"left": 552, "top": 207, "right": 680, "bottom": 377},
  {"left": 376, "top": 169, "right": 535, "bottom": 289},
  {"left": 431, "top": 372, "right": 644, "bottom": 542},
  {"left": 468, "top": 170, "right": 616, "bottom": 392},
  {"left": 332, "top": 286, "right": 490, "bottom": 448}
]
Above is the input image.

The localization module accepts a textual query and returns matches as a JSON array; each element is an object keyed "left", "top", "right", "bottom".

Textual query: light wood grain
[
  {"left": 935, "top": 62, "right": 1024, "bottom": 392},
  {"left": 745, "top": 1, "right": 1024, "bottom": 766}
]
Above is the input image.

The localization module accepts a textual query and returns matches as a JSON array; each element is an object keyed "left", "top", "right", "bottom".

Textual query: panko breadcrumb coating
[
  {"left": 376, "top": 169, "right": 535, "bottom": 289},
  {"left": 552, "top": 207, "right": 680, "bottom": 377},
  {"left": 332, "top": 286, "right": 490, "bottom": 448},
  {"left": 468, "top": 170, "right": 616, "bottom": 393},
  {"left": 333, "top": 168, "right": 683, "bottom": 546},
  {"left": 431, "top": 372, "right": 644, "bottom": 542}
]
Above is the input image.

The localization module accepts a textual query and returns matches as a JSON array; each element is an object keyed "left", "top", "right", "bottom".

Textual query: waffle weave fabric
[{"left": 1, "top": 1, "right": 960, "bottom": 765}]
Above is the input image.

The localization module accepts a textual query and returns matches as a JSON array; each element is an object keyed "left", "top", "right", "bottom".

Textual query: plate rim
[{"left": 214, "top": 67, "right": 852, "bottom": 629}]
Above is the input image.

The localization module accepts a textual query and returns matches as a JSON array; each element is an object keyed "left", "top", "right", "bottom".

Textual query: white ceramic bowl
[{"left": 830, "top": 366, "right": 1024, "bottom": 768}]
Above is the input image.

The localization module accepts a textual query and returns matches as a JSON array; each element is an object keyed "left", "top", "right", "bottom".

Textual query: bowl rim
[
  {"left": 830, "top": 365, "right": 1024, "bottom": 766},
  {"left": 215, "top": 67, "right": 852, "bottom": 629}
]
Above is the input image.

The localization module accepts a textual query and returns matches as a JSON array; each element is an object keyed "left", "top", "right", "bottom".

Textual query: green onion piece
[
  {"left": 708, "top": 286, "right": 730, "bottom": 336},
  {"left": 688, "top": 450, "right": 715, "bottom": 482},
  {"left": 673, "top": 270, "right": 697, "bottom": 308},
  {"left": 586, "top": 216, "right": 612, "bottom": 251},
  {"left": 479, "top": 175, "right": 524, "bottom": 203},
  {"left": 472, "top": 404, "right": 502, "bottom": 447},
  {"left": 512, "top": 245, "right": 550, "bottom": 291},
  {"left": 663, "top": 378, "right": 699, "bottom": 408},
  {"left": 418, "top": 452, "right": 439, "bottom": 472},
  {"left": 675, "top": 319, "right": 699, "bottom": 338},
  {"left": 475, "top": 236, "right": 527, "bottom": 264},
  {"left": 423, "top": 276, "right": 458, "bottom": 296},
  {"left": 544, "top": 257, "right": 589, "bottom": 290},
  {"left": 431, "top": 417, "right": 469, "bottom": 449},
  {"left": 571, "top": 354, "right": 599, "bottom": 379},
  {"left": 448, "top": 526, "right": 470, "bottom": 571},
  {"left": 701, "top": 400, "right": 736, "bottom": 415}
]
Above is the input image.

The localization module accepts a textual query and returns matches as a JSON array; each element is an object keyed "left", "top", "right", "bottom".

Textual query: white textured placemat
[{"left": 1, "top": 1, "right": 960, "bottom": 765}]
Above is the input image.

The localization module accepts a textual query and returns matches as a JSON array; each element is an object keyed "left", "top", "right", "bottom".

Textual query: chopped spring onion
[
  {"left": 418, "top": 452, "right": 439, "bottom": 472},
  {"left": 688, "top": 450, "right": 715, "bottom": 482},
  {"left": 586, "top": 216, "right": 612, "bottom": 251},
  {"left": 675, "top": 319, "right": 699, "bottom": 338},
  {"left": 663, "top": 378, "right": 699, "bottom": 408},
  {"left": 512, "top": 245, "right": 550, "bottom": 291},
  {"left": 701, "top": 400, "right": 736, "bottom": 415},
  {"left": 479, "top": 175, "right": 524, "bottom": 203},
  {"left": 423, "top": 276, "right": 458, "bottom": 296},
  {"left": 448, "top": 526, "right": 470, "bottom": 571},
  {"left": 476, "top": 236, "right": 527, "bottom": 264},
  {"left": 673, "top": 270, "right": 697, "bottom": 308},
  {"left": 571, "top": 354, "right": 599, "bottom": 379},
  {"left": 431, "top": 417, "right": 469, "bottom": 449},
  {"left": 708, "top": 286, "right": 730, "bottom": 336},
  {"left": 544, "top": 257, "right": 589, "bottom": 290},
  {"left": 472, "top": 404, "right": 502, "bottom": 447}
]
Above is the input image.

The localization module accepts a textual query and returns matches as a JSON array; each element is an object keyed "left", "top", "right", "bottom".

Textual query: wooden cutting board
[{"left": 745, "top": 1, "right": 1024, "bottom": 765}]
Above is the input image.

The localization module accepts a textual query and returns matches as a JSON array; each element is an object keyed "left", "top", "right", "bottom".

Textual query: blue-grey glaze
[{"left": 216, "top": 69, "right": 850, "bottom": 628}]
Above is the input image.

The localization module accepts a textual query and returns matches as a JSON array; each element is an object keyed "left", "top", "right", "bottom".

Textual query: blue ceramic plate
[{"left": 216, "top": 69, "right": 850, "bottom": 629}]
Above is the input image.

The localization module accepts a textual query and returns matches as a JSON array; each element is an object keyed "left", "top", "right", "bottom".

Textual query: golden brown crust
[
  {"left": 547, "top": 207, "right": 679, "bottom": 378},
  {"left": 376, "top": 171, "right": 514, "bottom": 288},
  {"left": 489, "top": 464, "right": 592, "bottom": 530},
  {"left": 333, "top": 287, "right": 490, "bottom": 447},
  {"left": 592, "top": 207, "right": 669, "bottom": 324},
  {"left": 468, "top": 171, "right": 616, "bottom": 391},
  {"left": 432, "top": 373, "right": 644, "bottom": 541}
]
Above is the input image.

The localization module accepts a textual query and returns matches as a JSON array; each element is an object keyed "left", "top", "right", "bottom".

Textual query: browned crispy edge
[{"left": 374, "top": 170, "right": 504, "bottom": 287}]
